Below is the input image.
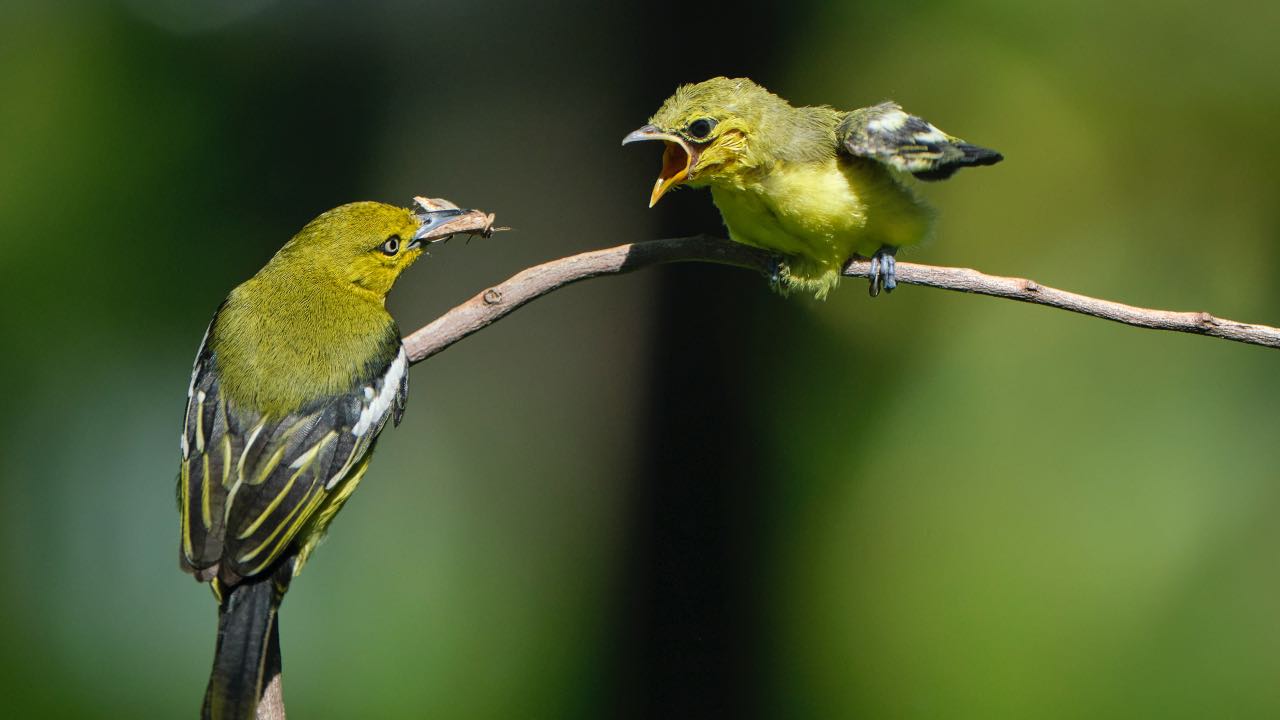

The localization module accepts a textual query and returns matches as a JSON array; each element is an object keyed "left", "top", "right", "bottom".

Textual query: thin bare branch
[
  {"left": 841, "top": 259, "right": 1280, "bottom": 348},
  {"left": 403, "top": 235, "right": 1280, "bottom": 363},
  {"left": 256, "top": 676, "right": 285, "bottom": 720}
]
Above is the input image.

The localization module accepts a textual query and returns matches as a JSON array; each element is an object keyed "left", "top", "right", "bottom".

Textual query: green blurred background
[{"left": 2, "top": 0, "right": 1279, "bottom": 717}]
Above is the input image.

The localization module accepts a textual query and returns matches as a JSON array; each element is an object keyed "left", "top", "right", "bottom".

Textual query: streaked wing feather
[
  {"left": 178, "top": 315, "right": 411, "bottom": 585},
  {"left": 222, "top": 403, "right": 357, "bottom": 578},
  {"left": 179, "top": 327, "right": 232, "bottom": 577},
  {"left": 393, "top": 360, "right": 409, "bottom": 426},
  {"left": 216, "top": 346, "right": 407, "bottom": 581},
  {"left": 838, "top": 102, "right": 1002, "bottom": 181}
]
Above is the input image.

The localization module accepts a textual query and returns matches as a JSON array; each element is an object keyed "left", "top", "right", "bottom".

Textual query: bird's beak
[
  {"left": 622, "top": 124, "right": 698, "bottom": 208},
  {"left": 410, "top": 208, "right": 469, "bottom": 248}
]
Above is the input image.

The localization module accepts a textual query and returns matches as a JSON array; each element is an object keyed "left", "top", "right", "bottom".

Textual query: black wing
[
  {"left": 838, "top": 102, "right": 1002, "bottom": 181},
  {"left": 178, "top": 321, "right": 408, "bottom": 585}
]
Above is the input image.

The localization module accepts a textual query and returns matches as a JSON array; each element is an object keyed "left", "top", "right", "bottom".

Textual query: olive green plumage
[
  {"left": 177, "top": 201, "right": 436, "bottom": 720},
  {"left": 624, "top": 77, "right": 1002, "bottom": 297}
]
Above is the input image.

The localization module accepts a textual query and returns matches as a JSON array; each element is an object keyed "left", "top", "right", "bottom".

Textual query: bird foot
[
  {"left": 867, "top": 246, "right": 898, "bottom": 297},
  {"left": 766, "top": 255, "right": 790, "bottom": 292}
]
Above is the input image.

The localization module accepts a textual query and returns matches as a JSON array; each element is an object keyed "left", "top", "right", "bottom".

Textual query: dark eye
[
  {"left": 687, "top": 118, "right": 716, "bottom": 140},
  {"left": 381, "top": 235, "right": 401, "bottom": 256}
]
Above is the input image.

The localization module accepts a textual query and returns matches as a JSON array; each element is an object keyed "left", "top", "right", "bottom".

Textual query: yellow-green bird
[
  {"left": 623, "top": 77, "right": 1002, "bottom": 297},
  {"left": 177, "top": 201, "right": 468, "bottom": 719}
]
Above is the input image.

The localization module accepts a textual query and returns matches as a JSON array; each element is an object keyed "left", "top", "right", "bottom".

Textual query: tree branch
[
  {"left": 256, "top": 675, "right": 285, "bottom": 720},
  {"left": 403, "top": 234, "right": 1280, "bottom": 363}
]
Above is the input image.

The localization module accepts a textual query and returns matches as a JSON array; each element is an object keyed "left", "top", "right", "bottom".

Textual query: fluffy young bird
[
  {"left": 177, "top": 201, "right": 466, "bottom": 720},
  {"left": 623, "top": 77, "right": 1002, "bottom": 297}
]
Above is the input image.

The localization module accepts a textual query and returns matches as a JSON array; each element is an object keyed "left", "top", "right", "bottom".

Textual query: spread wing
[
  {"left": 838, "top": 102, "right": 1002, "bottom": 181},
  {"left": 178, "top": 318, "right": 408, "bottom": 585}
]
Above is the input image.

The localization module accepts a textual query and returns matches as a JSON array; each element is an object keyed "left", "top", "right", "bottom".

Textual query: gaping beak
[
  {"left": 622, "top": 124, "right": 697, "bottom": 208},
  {"left": 411, "top": 208, "right": 469, "bottom": 248}
]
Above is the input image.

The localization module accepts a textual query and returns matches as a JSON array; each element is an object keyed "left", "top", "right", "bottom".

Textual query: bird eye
[
  {"left": 381, "top": 235, "right": 401, "bottom": 256},
  {"left": 687, "top": 118, "right": 716, "bottom": 140}
]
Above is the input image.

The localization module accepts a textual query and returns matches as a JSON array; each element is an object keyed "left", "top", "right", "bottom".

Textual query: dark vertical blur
[{"left": 615, "top": 6, "right": 798, "bottom": 718}]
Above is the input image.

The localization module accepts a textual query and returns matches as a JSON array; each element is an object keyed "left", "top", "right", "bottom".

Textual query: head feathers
[{"left": 648, "top": 77, "right": 839, "bottom": 174}]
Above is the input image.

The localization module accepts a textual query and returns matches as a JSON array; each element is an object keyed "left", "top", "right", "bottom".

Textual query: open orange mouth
[
  {"left": 622, "top": 125, "right": 697, "bottom": 207},
  {"left": 651, "top": 141, "right": 693, "bottom": 207}
]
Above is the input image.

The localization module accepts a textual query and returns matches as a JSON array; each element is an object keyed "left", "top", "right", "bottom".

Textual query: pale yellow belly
[{"left": 709, "top": 158, "right": 934, "bottom": 297}]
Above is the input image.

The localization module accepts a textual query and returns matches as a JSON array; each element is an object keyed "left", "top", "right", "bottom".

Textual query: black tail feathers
[
  {"left": 202, "top": 570, "right": 288, "bottom": 720},
  {"left": 913, "top": 143, "right": 1003, "bottom": 181}
]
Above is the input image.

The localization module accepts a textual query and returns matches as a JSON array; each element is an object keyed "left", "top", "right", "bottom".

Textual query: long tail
[{"left": 202, "top": 570, "right": 288, "bottom": 720}]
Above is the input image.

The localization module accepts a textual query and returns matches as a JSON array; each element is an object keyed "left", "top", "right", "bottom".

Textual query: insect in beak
[{"left": 411, "top": 208, "right": 469, "bottom": 247}]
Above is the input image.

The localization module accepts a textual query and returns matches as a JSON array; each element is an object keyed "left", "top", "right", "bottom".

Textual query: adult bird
[
  {"left": 623, "top": 77, "right": 1002, "bottom": 297},
  {"left": 177, "top": 201, "right": 469, "bottom": 719}
]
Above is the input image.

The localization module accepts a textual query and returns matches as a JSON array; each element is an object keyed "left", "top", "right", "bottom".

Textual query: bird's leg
[
  {"left": 880, "top": 246, "right": 898, "bottom": 293},
  {"left": 868, "top": 245, "right": 899, "bottom": 297},
  {"left": 766, "top": 255, "right": 790, "bottom": 292}
]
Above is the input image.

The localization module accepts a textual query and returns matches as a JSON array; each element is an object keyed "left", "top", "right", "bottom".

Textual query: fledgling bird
[
  {"left": 623, "top": 77, "right": 1002, "bottom": 297},
  {"left": 177, "top": 201, "right": 470, "bottom": 720}
]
